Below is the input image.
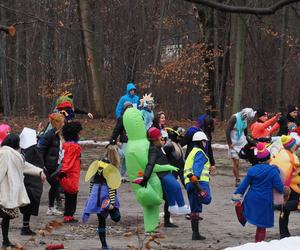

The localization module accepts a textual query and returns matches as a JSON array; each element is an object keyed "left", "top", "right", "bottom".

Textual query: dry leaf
[
  {"left": 38, "top": 229, "right": 46, "bottom": 237},
  {"left": 123, "top": 232, "right": 132, "bottom": 238}
]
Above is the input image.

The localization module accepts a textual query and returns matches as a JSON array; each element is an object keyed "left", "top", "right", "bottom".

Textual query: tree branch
[{"left": 184, "top": 0, "right": 300, "bottom": 15}]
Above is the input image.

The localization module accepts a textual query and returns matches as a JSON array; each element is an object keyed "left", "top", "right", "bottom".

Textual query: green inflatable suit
[{"left": 123, "top": 108, "right": 176, "bottom": 233}]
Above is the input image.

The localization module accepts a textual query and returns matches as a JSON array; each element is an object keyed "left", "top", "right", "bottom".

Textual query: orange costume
[
  {"left": 250, "top": 116, "right": 279, "bottom": 139},
  {"left": 271, "top": 147, "right": 300, "bottom": 194}
]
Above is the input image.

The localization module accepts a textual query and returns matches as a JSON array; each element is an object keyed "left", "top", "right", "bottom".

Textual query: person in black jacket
[
  {"left": 164, "top": 127, "right": 185, "bottom": 186},
  {"left": 139, "top": 127, "right": 190, "bottom": 227},
  {"left": 109, "top": 102, "right": 133, "bottom": 182},
  {"left": 277, "top": 105, "right": 298, "bottom": 136},
  {"left": 19, "top": 128, "right": 44, "bottom": 236},
  {"left": 38, "top": 113, "right": 65, "bottom": 216}
]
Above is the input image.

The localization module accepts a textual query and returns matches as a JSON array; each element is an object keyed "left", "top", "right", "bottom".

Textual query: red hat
[{"left": 147, "top": 127, "right": 162, "bottom": 141}]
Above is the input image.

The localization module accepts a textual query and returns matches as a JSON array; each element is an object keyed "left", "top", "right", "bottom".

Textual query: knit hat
[
  {"left": 123, "top": 101, "right": 133, "bottom": 110},
  {"left": 256, "top": 109, "right": 267, "bottom": 118},
  {"left": 287, "top": 104, "right": 298, "bottom": 114},
  {"left": 147, "top": 127, "right": 162, "bottom": 141},
  {"left": 281, "top": 135, "right": 297, "bottom": 150},
  {"left": 256, "top": 142, "right": 270, "bottom": 161}
]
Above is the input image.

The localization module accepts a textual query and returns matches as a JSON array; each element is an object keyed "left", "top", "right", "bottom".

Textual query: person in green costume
[{"left": 123, "top": 108, "right": 177, "bottom": 233}]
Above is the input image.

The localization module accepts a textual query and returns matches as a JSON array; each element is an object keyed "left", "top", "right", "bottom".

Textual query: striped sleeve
[{"left": 108, "top": 188, "right": 116, "bottom": 205}]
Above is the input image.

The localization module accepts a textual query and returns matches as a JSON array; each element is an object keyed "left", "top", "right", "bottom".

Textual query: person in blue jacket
[
  {"left": 115, "top": 83, "right": 140, "bottom": 118},
  {"left": 184, "top": 131, "right": 212, "bottom": 240},
  {"left": 232, "top": 142, "right": 284, "bottom": 242}
]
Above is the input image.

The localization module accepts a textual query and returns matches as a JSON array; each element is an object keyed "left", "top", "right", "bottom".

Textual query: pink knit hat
[
  {"left": 256, "top": 142, "right": 270, "bottom": 161},
  {"left": 0, "top": 124, "right": 11, "bottom": 144}
]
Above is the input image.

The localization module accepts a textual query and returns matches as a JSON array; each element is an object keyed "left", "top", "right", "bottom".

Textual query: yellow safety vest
[{"left": 184, "top": 147, "right": 210, "bottom": 184}]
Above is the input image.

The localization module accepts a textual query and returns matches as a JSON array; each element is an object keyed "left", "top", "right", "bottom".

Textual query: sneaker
[
  {"left": 47, "top": 207, "right": 63, "bottom": 216},
  {"left": 121, "top": 177, "right": 129, "bottom": 183},
  {"left": 176, "top": 205, "right": 191, "bottom": 215},
  {"left": 235, "top": 179, "right": 241, "bottom": 187},
  {"left": 102, "top": 247, "right": 112, "bottom": 250},
  {"left": 21, "top": 227, "right": 36, "bottom": 236},
  {"left": 168, "top": 205, "right": 179, "bottom": 214}
]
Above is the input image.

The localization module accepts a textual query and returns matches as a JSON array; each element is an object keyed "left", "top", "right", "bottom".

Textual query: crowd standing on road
[{"left": 0, "top": 85, "right": 300, "bottom": 249}]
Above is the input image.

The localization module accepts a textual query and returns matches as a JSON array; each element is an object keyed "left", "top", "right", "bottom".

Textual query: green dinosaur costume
[{"left": 123, "top": 108, "right": 176, "bottom": 232}]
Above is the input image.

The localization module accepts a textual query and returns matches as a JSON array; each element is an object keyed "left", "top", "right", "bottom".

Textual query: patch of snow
[
  {"left": 212, "top": 143, "right": 228, "bottom": 149},
  {"left": 224, "top": 237, "right": 300, "bottom": 250},
  {"left": 79, "top": 140, "right": 109, "bottom": 146}
]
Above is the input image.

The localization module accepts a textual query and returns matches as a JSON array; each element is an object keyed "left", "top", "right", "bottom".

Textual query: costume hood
[
  {"left": 126, "top": 83, "right": 137, "bottom": 95},
  {"left": 20, "top": 127, "right": 37, "bottom": 149}
]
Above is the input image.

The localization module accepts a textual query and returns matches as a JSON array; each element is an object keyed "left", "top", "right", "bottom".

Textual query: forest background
[{"left": 1, "top": 0, "right": 300, "bottom": 121}]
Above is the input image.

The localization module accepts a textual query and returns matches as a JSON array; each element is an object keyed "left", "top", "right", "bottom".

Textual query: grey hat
[{"left": 123, "top": 101, "right": 133, "bottom": 110}]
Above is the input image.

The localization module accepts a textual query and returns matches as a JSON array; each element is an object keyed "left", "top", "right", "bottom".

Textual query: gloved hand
[
  {"left": 169, "top": 166, "right": 179, "bottom": 172},
  {"left": 82, "top": 213, "right": 90, "bottom": 223},
  {"left": 231, "top": 193, "right": 242, "bottom": 203},
  {"left": 57, "top": 172, "right": 67, "bottom": 179},
  {"left": 139, "top": 177, "right": 148, "bottom": 187},
  {"left": 198, "top": 190, "right": 208, "bottom": 199}
]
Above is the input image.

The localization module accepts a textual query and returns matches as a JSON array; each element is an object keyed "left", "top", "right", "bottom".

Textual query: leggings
[
  {"left": 64, "top": 192, "right": 78, "bottom": 217},
  {"left": 46, "top": 170, "right": 60, "bottom": 208},
  {"left": 160, "top": 173, "right": 185, "bottom": 207},
  {"left": 0, "top": 208, "right": 12, "bottom": 243},
  {"left": 48, "top": 181, "right": 60, "bottom": 207}
]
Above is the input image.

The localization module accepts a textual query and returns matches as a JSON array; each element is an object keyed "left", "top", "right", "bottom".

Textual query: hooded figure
[
  {"left": 19, "top": 128, "right": 44, "bottom": 236},
  {"left": 115, "top": 83, "right": 140, "bottom": 118}
]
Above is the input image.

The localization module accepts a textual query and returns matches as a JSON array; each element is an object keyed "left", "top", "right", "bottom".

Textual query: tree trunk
[
  {"left": 276, "top": 7, "right": 288, "bottom": 112},
  {"left": 0, "top": 6, "right": 11, "bottom": 116},
  {"left": 232, "top": 3, "right": 246, "bottom": 113},
  {"left": 77, "top": 0, "right": 105, "bottom": 117},
  {"left": 218, "top": 15, "right": 231, "bottom": 121},
  {"left": 26, "top": 28, "right": 31, "bottom": 116},
  {"left": 149, "top": 0, "right": 167, "bottom": 86}
]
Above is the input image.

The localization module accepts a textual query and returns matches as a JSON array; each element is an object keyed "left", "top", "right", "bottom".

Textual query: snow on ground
[
  {"left": 79, "top": 140, "right": 230, "bottom": 149},
  {"left": 225, "top": 237, "right": 300, "bottom": 250}
]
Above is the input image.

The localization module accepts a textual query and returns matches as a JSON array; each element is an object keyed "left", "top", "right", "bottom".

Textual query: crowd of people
[{"left": 0, "top": 83, "right": 299, "bottom": 249}]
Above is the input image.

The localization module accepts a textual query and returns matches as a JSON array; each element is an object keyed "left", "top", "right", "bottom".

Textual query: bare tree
[{"left": 77, "top": 0, "right": 105, "bottom": 117}]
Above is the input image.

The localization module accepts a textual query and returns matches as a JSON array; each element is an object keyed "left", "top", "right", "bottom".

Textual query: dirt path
[{"left": 5, "top": 147, "right": 300, "bottom": 250}]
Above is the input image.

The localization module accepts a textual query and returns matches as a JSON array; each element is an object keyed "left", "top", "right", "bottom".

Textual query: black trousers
[
  {"left": 46, "top": 170, "right": 60, "bottom": 208},
  {"left": 279, "top": 189, "right": 300, "bottom": 237},
  {"left": 0, "top": 209, "right": 10, "bottom": 243},
  {"left": 64, "top": 192, "right": 78, "bottom": 217}
]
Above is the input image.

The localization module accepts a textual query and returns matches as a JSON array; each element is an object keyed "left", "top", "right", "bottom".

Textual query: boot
[
  {"left": 279, "top": 211, "right": 291, "bottom": 239},
  {"left": 98, "top": 227, "right": 111, "bottom": 250},
  {"left": 2, "top": 240, "right": 16, "bottom": 248},
  {"left": 164, "top": 210, "right": 178, "bottom": 228},
  {"left": 191, "top": 219, "right": 206, "bottom": 240},
  {"left": 255, "top": 227, "right": 266, "bottom": 242},
  {"left": 164, "top": 218, "right": 178, "bottom": 228},
  {"left": 21, "top": 226, "right": 36, "bottom": 236}
]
